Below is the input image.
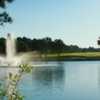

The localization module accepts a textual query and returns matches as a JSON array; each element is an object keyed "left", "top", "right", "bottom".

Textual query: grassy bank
[{"left": 42, "top": 52, "right": 100, "bottom": 61}]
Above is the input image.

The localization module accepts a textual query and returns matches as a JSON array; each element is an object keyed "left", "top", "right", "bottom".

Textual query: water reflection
[
  {"left": 97, "top": 65, "right": 100, "bottom": 89},
  {"left": 1, "top": 61, "right": 100, "bottom": 100},
  {"left": 32, "top": 62, "right": 65, "bottom": 87}
]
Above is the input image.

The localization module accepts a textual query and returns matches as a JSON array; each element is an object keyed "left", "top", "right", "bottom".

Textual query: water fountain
[
  {"left": 0, "top": 33, "right": 32, "bottom": 66},
  {"left": 6, "top": 33, "right": 16, "bottom": 65},
  {"left": 0, "top": 33, "right": 32, "bottom": 81},
  {"left": 0, "top": 33, "right": 33, "bottom": 100},
  {"left": 0, "top": 33, "right": 18, "bottom": 66},
  {"left": 0, "top": 33, "right": 60, "bottom": 100}
]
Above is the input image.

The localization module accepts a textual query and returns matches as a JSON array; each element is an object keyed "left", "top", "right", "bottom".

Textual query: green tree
[
  {"left": 53, "top": 39, "right": 66, "bottom": 53},
  {"left": 0, "top": 0, "right": 14, "bottom": 25},
  {"left": 0, "top": 37, "right": 5, "bottom": 54}
]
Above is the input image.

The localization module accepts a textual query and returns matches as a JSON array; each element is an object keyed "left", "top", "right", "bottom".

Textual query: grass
[
  {"left": 60, "top": 52, "right": 100, "bottom": 57},
  {"left": 42, "top": 52, "right": 100, "bottom": 60},
  {"left": 45, "top": 52, "right": 100, "bottom": 57}
]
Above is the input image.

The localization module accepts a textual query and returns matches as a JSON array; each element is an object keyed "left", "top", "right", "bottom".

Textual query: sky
[{"left": 0, "top": 0, "right": 100, "bottom": 48}]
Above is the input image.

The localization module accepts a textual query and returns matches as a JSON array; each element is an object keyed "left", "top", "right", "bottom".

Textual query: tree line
[{"left": 0, "top": 37, "right": 100, "bottom": 54}]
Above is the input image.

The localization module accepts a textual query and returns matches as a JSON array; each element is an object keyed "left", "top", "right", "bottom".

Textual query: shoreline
[
  {"left": 43, "top": 57, "right": 100, "bottom": 61},
  {"left": 41, "top": 52, "right": 100, "bottom": 61}
]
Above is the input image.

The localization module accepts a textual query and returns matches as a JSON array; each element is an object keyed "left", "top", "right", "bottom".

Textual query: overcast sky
[{"left": 0, "top": 0, "right": 100, "bottom": 48}]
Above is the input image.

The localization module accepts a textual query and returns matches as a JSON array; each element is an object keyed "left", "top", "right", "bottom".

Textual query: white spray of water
[
  {"left": 6, "top": 33, "right": 17, "bottom": 66},
  {"left": 0, "top": 33, "right": 39, "bottom": 67},
  {"left": 0, "top": 33, "right": 39, "bottom": 77},
  {"left": 6, "top": 33, "right": 16, "bottom": 61}
]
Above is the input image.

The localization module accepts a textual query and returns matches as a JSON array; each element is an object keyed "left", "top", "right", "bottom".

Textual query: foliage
[
  {"left": 0, "top": 11, "right": 13, "bottom": 25},
  {"left": 0, "top": 64, "right": 32, "bottom": 100},
  {"left": 19, "top": 64, "right": 32, "bottom": 73},
  {"left": 0, "top": 36, "right": 100, "bottom": 54},
  {"left": 0, "top": 0, "right": 14, "bottom": 8},
  {"left": 0, "top": 0, "right": 14, "bottom": 25},
  {"left": 0, "top": 37, "right": 5, "bottom": 54},
  {"left": 15, "top": 37, "right": 100, "bottom": 53},
  {"left": 16, "top": 37, "right": 76, "bottom": 53}
]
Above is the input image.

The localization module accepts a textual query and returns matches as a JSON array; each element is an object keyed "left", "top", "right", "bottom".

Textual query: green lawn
[
  {"left": 45, "top": 52, "right": 100, "bottom": 57},
  {"left": 42, "top": 52, "right": 100, "bottom": 60}
]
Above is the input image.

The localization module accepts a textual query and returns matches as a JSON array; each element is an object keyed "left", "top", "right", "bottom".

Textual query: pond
[{"left": 1, "top": 61, "right": 100, "bottom": 100}]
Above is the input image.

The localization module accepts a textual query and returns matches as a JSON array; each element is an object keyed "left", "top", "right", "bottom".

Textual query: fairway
[
  {"left": 42, "top": 52, "right": 100, "bottom": 60},
  {"left": 46, "top": 52, "right": 100, "bottom": 57}
]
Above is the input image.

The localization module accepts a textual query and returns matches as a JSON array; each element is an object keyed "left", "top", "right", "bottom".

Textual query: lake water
[{"left": 1, "top": 61, "right": 100, "bottom": 100}]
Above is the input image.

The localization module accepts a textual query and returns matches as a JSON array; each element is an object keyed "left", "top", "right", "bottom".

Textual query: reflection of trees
[
  {"left": 97, "top": 65, "right": 100, "bottom": 88},
  {"left": 32, "top": 62, "right": 65, "bottom": 87}
]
